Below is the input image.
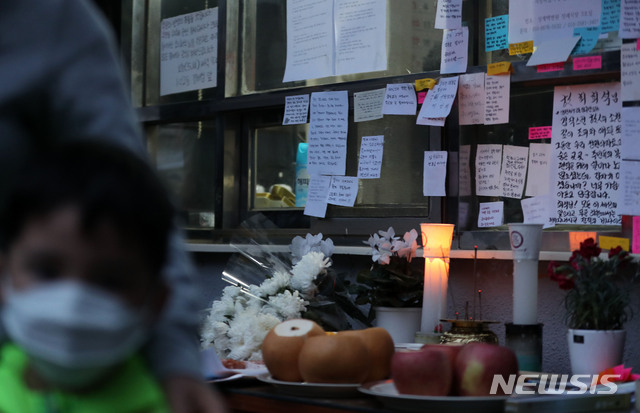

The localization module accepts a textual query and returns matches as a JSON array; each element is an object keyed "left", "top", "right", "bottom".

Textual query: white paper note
[
  {"left": 458, "top": 73, "right": 485, "bottom": 125},
  {"left": 622, "top": 107, "right": 640, "bottom": 160},
  {"left": 476, "top": 144, "right": 503, "bottom": 196},
  {"left": 620, "top": 0, "right": 640, "bottom": 38},
  {"left": 304, "top": 175, "right": 332, "bottom": 218},
  {"left": 308, "top": 91, "right": 349, "bottom": 176},
  {"left": 335, "top": 0, "right": 387, "bottom": 75},
  {"left": 354, "top": 88, "right": 385, "bottom": 122},
  {"left": 160, "top": 8, "right": 218, "bottom": 96},
  {"left": 526, "top": 35, "right": 581, "bottom": 67},
  {"left": 478, "top": 201, "right": 504, "bottom": 228},
  {"left": 459, "top": 144, "right": 472, "bottom": 196},
  {"left": 500, "top": 145, "right": 529, "bottom": 199},
  {"left": 621, "top": 43, "right": 640, "bottom": 102},
  {"left": 382, "top": 83, "right": 417, "bottom": 115},
  {"left": 525, "top": 143, "right": 551, "bottom": 197},
  {"left": 485, "top": 74, "right": 510, "bottom": 125},
  {"left": 358, "top": 135, "right": 384, "bottom": 179},
  {"left": 417, "top": 76, "right": 459, "bottom": 120},
  {"left": 521, "top": 195, "right": 554, "bottom": 229},
  {"left": 435, "top": 0, "right": 463, "bottom": 29},
  {"left": 283, "top": 0, "right": 334, "bottom": 82},
  {"left": 283, "top": 94, "right": 310, "bottom": 125},
  {"left": 617, "top": 160, "right": 640, "bottom": 215},
  {"left": 440, "top": 27, "right": 469, "bottom": 74},
  {"left": 327, "top": 176, "right": 359, "bottom": 206},
  {"left": 550, "top": 82, "right": 622, "bottom": 225},
  {"left": 423, "top": 151, "right": 448, "bottom": 196},
  {"left": 417, "top": 117, "right": 447, "bottom": 127}
]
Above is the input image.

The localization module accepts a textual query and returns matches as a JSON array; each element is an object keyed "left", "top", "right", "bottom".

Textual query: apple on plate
[
  {"left": 454, "top": 342, "right": 519, "bottom": 396},
  {"left": 391, "top": 347, "right": 453, "bottom": 396},
  {"left": 421, "top": 343, "right": 464, "bottom": 395}
]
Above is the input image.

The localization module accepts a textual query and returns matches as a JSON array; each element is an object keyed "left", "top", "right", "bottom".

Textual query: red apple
[
  {"left": 391, "top": 348, "right": 452, "bottom": 396},
  {"left": 421, "top": 343, "right": 464, "bottom": 395},
  {"left": 454, "top": 342, "right": 519, "bottom": 396}
]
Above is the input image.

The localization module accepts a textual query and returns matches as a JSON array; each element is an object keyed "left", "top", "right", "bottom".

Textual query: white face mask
[{"left": 2, "top": 280, "right": 150, "bottom": 389}]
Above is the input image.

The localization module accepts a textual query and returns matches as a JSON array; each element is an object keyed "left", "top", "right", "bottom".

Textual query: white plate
[
  {"left": 359, "top": 380, "right": 509, "bottom": 413},
  {"left": 257, "top": 374, "right": 361, "bottom": 398}
]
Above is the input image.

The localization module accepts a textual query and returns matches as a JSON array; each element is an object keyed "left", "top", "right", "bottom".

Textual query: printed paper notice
[
  {"left": 478, "top": 201, "right": 504, "bottom": 228},
  {"left": 423, "top": 151, "right": 448, "bottom": 196},
  {"left": 525, "top": 143, "right": 551, "bottom": 197},
  {"left": 304, "top": 176, "right": 331, "bottom": 218},
  {"left": 521, "top": 195, "right": 554, "bottom": 228},
  {"left": 458, "top": 73, "right": 485, "bottom": 125},
  {"left": 617, "top": 160, "right": 640, "bottom": 216},
  {"left": 358, "top": 135, "right": 384, "bottom": 179},
  {"left": 308, "top": 91, "right": 349, "bottom": 176},
  {"left": 476, "top": 144, "right": 503, "bottom": 197},
  {"left": 550, "top": 82, "right": 622, "bottom": 225},
  {"left": 283, "top": 94, "right": 310, "bottom": 125},
  {"left": 354, "top": 88, "right": 385, "bottom": 122},
  {"left": 500, "top": 145, "right": 529, "bottom": 199},
  {"left": 485, "top": 74, "right": 510, "bottom": 125},
  {"left": 417, "top": 76, "right": 459, "bottom": 121},
  {"left": 485, "top": 15, "right": 509, "bottom": 52},
  {"left": 160, "top": 8, "right": 218, "bottom": 96},
  {"left": 622, "top": 107, "right": 640, "bottom": 160},
  {"left": 526, "top": 35, "right": 580, "bottom": 67},
  {"left": 382, "top": 83, "right": 417, "bottom": 115},
  {"left": 621, "top": 42, "right": 640, "bottom": 102},
  {"left": 327, "top": 176, "right": 359, "bottom": 207},
  {"left": 441, "top": 27, "right": 469, "bottom": 74},
  {"left": 435, "top": 0, "right": 462, "bottom": 29},
  {"left": 459, "top": 145, "right": 472, "bottom": 196},
  {"left": 620, "top": 0, "right": 640, "bottom": 38}
]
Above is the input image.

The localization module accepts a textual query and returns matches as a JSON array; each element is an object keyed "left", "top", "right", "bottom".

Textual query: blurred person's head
[{"left": 0, "top": 141, "right": 175, "bottom": 390}]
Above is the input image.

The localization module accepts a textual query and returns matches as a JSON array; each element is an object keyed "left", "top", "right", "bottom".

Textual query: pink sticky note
[
  {"left": 633, "top": 216, "right": 640, "bottom": 254},
  {"left": 418, "top": 91, "right": 427, "bottom": 104},
  {"left": 528, "top": 126, "right": 552, "bottom": 140},
  {"left": 637, "top": 39, "right": 640, "bottom": 51},
  {"left": 573, "top": 55, "right": 602, "bottom": 71},
  {"left": 537, "top": 62, "right": 564, "bottom": 72}
]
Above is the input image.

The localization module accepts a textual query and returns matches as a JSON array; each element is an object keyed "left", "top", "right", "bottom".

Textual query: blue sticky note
[
  {"left": 600, "top": 0, "right": 620, "bottom": 34},
  {"left": 485, "top": 15, "right": 509, "bottom": 52},
  {"left": 572, "top": 27, "right": 600, "bottom": 55}
]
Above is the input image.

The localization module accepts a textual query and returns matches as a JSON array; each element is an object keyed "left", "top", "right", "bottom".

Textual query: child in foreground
[{"left": 0, "top": 142, "right": 178, "bottom": 412}]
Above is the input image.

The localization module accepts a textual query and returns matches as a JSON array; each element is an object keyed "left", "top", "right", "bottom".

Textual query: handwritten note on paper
[
  {"left": 620, "top": 0, "right": 640, "bottom": 38},
  {"left": 509, "top": 41, "right": 534, "bottom": 55},
  {"left": 160, "top": 8, "right": 218, "bottom": 96},
  {"left": 327, "top": 176, "right": 359, "bottom": 207},
  {"left": 537, "top": 62, "right": 565, "bottom": 72},
  {"left": 572, "top": 27, "right": 600, "bottom": 55},
  {"left": 459, "top": 145, "right": 472, "bottom": 196},
  {"left": 550, "top": 82, "right": 622, "bottom": 225},
  {"left": 634, "top": 216, "right": 640, "bottom": 254},
  {"left": 476, "top": 144, "right": 503, "bottom": 197},
  {"left": 485, "top": 15, "right": 509, "bottom": 52},
  {"left": 358, "top": 135, "right": 384, "bottom": 179},
  {"left": 521, "top": 195, "right": 554, "bottom": 228},
  {"left": 458, "top": 73, "right": 485, "bottom": 126},
  {"left": 415, "top": 78, "right": 437, "bottom": 91},
  {"left": 528, "top": 126, "right": 552, "bottom": 140},
  {"left": 435, "top": 0, "right": 462, "bottom": 29},
  {"left": 621, "top": 43, "right": 640, "bottom": 102},
  {"left": 622, "top": 107, "right": 640, "bottom": 160},
  {"left": 601, "top": 0, "right": 621, "bottom": 33},
  {"left": 573, "top": 55, "right": 602, "bottom": 71},
  {"left": 354, "top": 88, "right": 385, "bottom": 122},
  {"left": 525, "top": 143, "right": 551, "bottom": 197},
  {"left": 478, "top": 201, "right": 504, "bottom": 228},
  {"left": 382, "top": 83, "right": 417, "bottom": 115},
  {"left": 441, "top": 27, "right": 469, "bottom": 74},
  {"left": 423, "top": 151, "right": 448, "bottom": 196},
  {"left": 418, "top": 92, "right": 427, "bottom": 104},
  {"left": 485, "top": 74, "right": 510, "bottom": 125},
  {"left": 418, "top": 77, "right": 459, "bottom": 120},
  {"left": 283, "top": 94, "right": 310, "bottom": 125},
  {"left": 526, "top": 35, "right": 580, "bottom": 67},
  {"left": 487, "top": 62, "right": 512, "bottom": 76},
  {"left": 599, "top": 235, "right": 630, "bottom": 251},
  {"left": 500, "top": 145, "right": 529, "bottom": 199},
  {"left": 508, "top": 0, "right": 601, "bottom": 44},
  {"left": 617, "top": 160, "right": 640, "bottom": 216},
  {"left": 308, "top": 91, "right": 349, "bottom": 176},
  {"left": 335, "top": 0, "right": 387, "bottom": 76},
  {"left": 304, "top": 175, "right": 331, "bottom": 218},
  {"left": 283, "top": 0, "right": 334, "bottom": 82}
]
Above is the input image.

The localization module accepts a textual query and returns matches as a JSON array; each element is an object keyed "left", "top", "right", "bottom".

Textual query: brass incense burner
[{"left": 440, "top": 319, "right": 499, "bottom": 344}]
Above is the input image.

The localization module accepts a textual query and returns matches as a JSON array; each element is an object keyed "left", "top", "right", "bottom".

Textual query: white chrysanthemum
[
  {"left": 255, "top": 270, "right": 291, "bottom": 297},
  {"left": 290, "top": 251, "right": 330, "bottom": 296},
  {"left": 263, "top": 290, "right": 308, "bottom": 320},
  {"left": 227, "top": 309, "right": 281, "bottom": 360}
]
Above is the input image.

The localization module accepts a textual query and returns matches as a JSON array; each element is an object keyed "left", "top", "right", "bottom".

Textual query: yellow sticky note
[
  {"left": 598, "top": 236, "right": 630, "bottom": 252},
  {"left": 509, "top": 40, "right": 534, "bottom": 55},
  {"left": 415, "top": 78, "right": 436, "bottom": 91},
  {"left": 487, "top": 62, "right": 512, "bottom": 76}
]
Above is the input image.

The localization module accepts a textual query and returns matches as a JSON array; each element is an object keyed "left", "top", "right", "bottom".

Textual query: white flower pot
[
  {"left": 374, "top": 306, "right": 422, "bottom": 344},
  {"left": 567, "top": 329, "right": 626, "bottom": 375}
]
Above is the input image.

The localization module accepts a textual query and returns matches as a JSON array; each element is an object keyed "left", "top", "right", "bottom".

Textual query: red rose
[
  {"left": 579, "top": 238, "right": 601, "bottom": 259},
  {"left": 608, "top": 246, "right": 623, "bottom": 259},
  {"left": 557, "top": 275, "right": 575, "bottom": 290}
]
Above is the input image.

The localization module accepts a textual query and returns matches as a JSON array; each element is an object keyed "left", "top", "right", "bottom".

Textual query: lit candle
[{"left": 508, "top": 223, "right": 543, "bottom": 325}]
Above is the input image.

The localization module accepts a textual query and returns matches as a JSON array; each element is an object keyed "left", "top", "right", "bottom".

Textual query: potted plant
[
  {"left": 548, "top": 238, "right": 637, "bottom": 375},
  {"left": 348, "top": 227, "right": 423, "bottom": 343}
]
